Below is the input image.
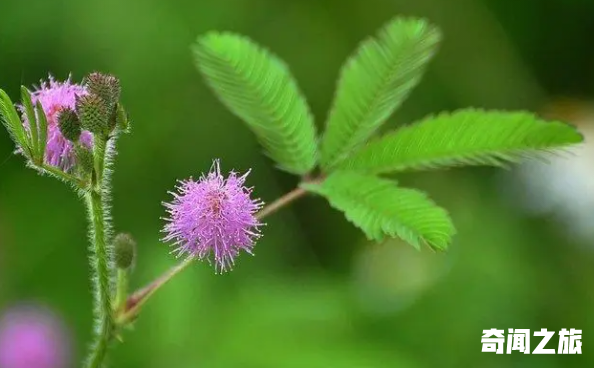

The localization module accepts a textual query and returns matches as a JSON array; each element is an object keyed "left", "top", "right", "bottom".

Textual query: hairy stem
[
  {"left": 93, "top": 138, "right": 107, "bottom": 185},
  {"left": 85, "top": 190, "right": 114, "bottom": 368},
  {"left": 85, "top": 136, "right": 114, "bottom": 368},
  {"left": 117, "top": 184, "right": 312, "bottom": 325}
]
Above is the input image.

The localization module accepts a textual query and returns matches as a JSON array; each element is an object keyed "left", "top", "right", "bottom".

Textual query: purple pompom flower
[
  {"left": 20, "top": 75, "right": 91, "bottom": 171},
  {"left": 162, "top": 160, "right": 264, "bottom": 273},
  {"left": 0, "top": 305, "right": 70, "bottom": 368}
]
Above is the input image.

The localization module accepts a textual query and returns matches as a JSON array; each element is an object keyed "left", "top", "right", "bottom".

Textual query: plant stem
[
  {"left": 114, "top": 269, "right": 129, "bottom": 313},
  {"left": 117, "top": 184, "right": 311, "bottom": 325},
  {"left": 256, "top": 186, "right": 307, "bottom": 219},
  {"left": 93, "top": 138, "right": 107, "bottom": 185},
  {"left": 85, "top": 136, "right": 114, "bottom": 368},
  {"left": 117, "top": 257, "right": 195, "bottom": 325},
  {"left": 85, "top": 190, "right": 114, "bottom": 368}
]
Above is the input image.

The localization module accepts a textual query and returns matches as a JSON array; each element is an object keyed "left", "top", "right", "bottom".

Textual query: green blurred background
[{"left": 1, "top": 0, "right": 593, "bottom": 367}]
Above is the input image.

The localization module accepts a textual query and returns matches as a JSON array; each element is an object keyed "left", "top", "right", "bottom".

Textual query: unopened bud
[
  {"left": 57, "top": 108, "right": 81, "bottom": 142},
  {"left": 75, "top": 145, "right": 94, "bottom": 175},
  {"left": 86, "top": 72, "right": 120, "bottom": 114},
  {"left": 76, "top": 94, "right": 108, "bottom": 135},
  {"left": 114, "top": 233, "right": 136, "bottom": 269}
]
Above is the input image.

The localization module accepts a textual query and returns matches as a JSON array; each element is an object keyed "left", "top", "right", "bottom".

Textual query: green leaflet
[
  {"left": 302, "top": 171, "right": 455, "bottom": 250},
  {"left": 21, "top": 86, "right": 39, "bottom": 159},
  {"left": 339, "top": 108, "right": 584, "bottom": 174},
  {"left": 0, "top": 89, "right": 31, "bottom": 157},
  {"left": 36, "top": 101, "right": 48, "bottom": 163},
  {"left": 320, "top": 17, "right": 441, "bottom": 170},
  {"left": 193, "top": 32, "right": 318, "bottom": 175}
]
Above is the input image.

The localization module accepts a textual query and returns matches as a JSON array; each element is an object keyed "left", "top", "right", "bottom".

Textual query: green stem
[
  {"left": 93, "top": 138, "right": 106, "bottom": 185},
  {"left": 114, "top": 269, "right": 129, "bottom": 313},
  {"left": 85, "top": 190, "right": 114, "bottom": 368},
  {"left": 117, "top": 257, "right": 195, "bottom": 325},
  {"left": 85, "top": 136, "right": 114, "bottom": 368},
  {"left": 255, "top": 186, "right": 307, "bottom": 219}
]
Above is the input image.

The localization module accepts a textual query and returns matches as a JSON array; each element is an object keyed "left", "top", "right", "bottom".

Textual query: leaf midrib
[{"left": 348, "top": 139, "right": 574, "bottom": 173}]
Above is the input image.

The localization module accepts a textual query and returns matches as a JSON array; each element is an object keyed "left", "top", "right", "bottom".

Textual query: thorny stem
[
  {"left": 84, "top": 136, "right": 114, "bottom": 368},
  {"left": 117, "top": 181, "right": 316, "bottom": 325}
]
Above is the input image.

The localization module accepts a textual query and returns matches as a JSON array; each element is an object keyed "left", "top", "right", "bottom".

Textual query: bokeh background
[{"left": 1, "top": 0, "right": 593, "bottom": 367}]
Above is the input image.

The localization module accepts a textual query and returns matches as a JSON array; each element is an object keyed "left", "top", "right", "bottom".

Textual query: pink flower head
[
  {"left": 20, "top": 75, "right": 91, "bottom": 171},
  {"left": 163, "top": 160, "right": 264, "bottom": 273},
  {"left": 0, "top": 305, "right": 70, "bottom": 368}
]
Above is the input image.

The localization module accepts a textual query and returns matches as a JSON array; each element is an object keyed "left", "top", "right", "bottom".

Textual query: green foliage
[
  {"left": 193, "top": 32, "right": 318, "bottom": 175},
  {"left": 340, "top": 108, "right": 584, "bottom": 174},
  {"left": 1, "top": 88, "right": 48, "bottom": 165},
  {"left": 21, "top": 87, "right": 39, "bottom": 159},
  {"left": 190, "top": 16, "right": 585, "bottom": 252},
  {"left": 36, "top": 101, "right": 48, "bottom": 162},
  {"left": 302, "top": 171, "right": 455, "bottom": 250},
  {"left": 0, "top": 89, "right": 31, "bottom": 158},
  {"left": 320, "top": 17, "right": 441, "bottom": 169},
  {"left": 115, "top": 103, "right": 130, "bottom": 133}
]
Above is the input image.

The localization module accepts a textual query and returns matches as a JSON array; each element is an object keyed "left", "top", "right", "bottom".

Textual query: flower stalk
[
  {"left": 84, "top": 135, "right": 114, "bottom": 368},
  {"left": 114, "top": 269, "right": 129, "bottom": 314},
  {"left": 113, "top": 233, "right": 136, "bottom": 315}
]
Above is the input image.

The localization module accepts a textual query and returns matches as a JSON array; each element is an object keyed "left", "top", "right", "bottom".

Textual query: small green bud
[
  {"left": 57, "top": 108, "right": 81, "bottom": 142},
  {"left": 74, "top": 145, "right": 94, "bottom": 175},
  {"left": 114, "top": 233, "right": 136, "bottom": 269},
  {"left": 86, "top": 72, "right": 121, "bottom": 114},
  {"left": 76, "top": 94, "right": 109, "bottom": 135}
]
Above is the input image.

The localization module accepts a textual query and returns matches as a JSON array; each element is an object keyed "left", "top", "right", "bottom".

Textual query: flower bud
[
  {"left": 86, "top": 72, "right": 120, "bottom": 115},
  {"left": 114, "top": 233, "right": 136, "bottom": 269},
  {"left": 74, "top": 145, "right": 94, "bottom": 176},
  {"left": 57, "top": 108, "right": 81, "bottom": 142},
  {"left": 75, "top": 94, "right": 108, "bottom": 135}
]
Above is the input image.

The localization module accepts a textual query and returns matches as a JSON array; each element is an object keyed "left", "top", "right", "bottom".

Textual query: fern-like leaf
[
  {"left": 302, "top": 171, "right": 455, "bottom": 250},
  {"left": 320, "top": 17, "right": 441, "bottom": 169},
  {"left": 340, "top": 108, "right": 584, "bottom": 174},
  {"left": 193, "top": 32, "right": 318, "bottom": 175}
]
